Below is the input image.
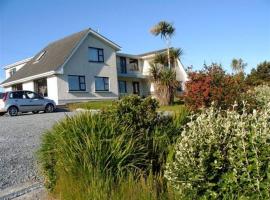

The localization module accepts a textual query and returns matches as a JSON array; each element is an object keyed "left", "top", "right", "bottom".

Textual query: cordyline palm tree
[
  {"left": 170, "top": 48, "right": 184, "bottom": 68},
  {"left": 150, "top": 21, "right": 175, "bottom": 69},
  {"left": 150, "top": 63, "right": 178, "bottom": 105},
  {"left": 231, "top": 58, "right": 247, "bottom": 74},
  {"left": 149, "top": 48, "right": 183, "bottom": 105},
  {"left": 153, "top": 48, "right": 184, "bottom": 68}
]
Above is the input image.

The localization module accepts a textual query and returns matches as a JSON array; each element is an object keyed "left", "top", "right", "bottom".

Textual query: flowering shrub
[
  {"left": 183, "top": 64, "right": 247, "bottom": 110},
  {"left": 251, "top": 85, "right": 270, "bottom": 108},
  {"left": 165, "top": 104, "right": 270, "bottom": 199}
]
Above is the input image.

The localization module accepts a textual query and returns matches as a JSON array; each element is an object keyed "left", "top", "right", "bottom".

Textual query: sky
[{"left": 0, "top": 0, "right": 269, "bottom": 87}]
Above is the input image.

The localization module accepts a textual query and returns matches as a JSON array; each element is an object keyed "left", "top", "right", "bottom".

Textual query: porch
[{"left": 118, "top": 77, "right": 151, "bottom": 97}]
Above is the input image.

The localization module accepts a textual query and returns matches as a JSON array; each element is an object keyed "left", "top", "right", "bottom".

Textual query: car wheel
[
  {"left": 32, "top": 111, "right": 39, "bottom": 114},
  {"left": 45, "top": 104, "right": 54, "bottom": 113},
  {"left": 8, "top": 106, "right": 18, "bottom": 117}
]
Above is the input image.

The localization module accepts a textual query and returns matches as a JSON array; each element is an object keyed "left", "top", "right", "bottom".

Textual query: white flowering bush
[
  {"left": 165, "top": 104, "right": 270, "bottom": 199},
  {"left": 252, "top": 85, "right": 270, "bottom": 108}
]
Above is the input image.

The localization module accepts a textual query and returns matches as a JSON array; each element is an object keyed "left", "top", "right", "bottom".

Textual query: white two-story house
[{"left": 0, "top": 28, "right": 188, "bottom": 105}]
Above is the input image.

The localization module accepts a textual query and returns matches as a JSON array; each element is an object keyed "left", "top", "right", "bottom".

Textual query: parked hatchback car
[{"left": 0, "top": 90, "right": 56, "bottom": 116}]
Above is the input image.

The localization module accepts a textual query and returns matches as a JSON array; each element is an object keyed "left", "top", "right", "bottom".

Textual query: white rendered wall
[
  {"left": 4, "top": 87, "right": 12, "bottom": 92},
  {"left": 22, "top": 81, "right": 34, "bottom": 91},
  {"left": 47, "top": 76, "right": 59, "bottom": 105}
]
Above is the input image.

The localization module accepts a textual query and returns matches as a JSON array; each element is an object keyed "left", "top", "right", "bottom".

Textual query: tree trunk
[{"left": 166, "top": 37, "right": 171, "bottom": 69}]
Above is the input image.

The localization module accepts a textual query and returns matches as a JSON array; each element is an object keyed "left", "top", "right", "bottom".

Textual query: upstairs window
[
  {"left": 9, "top": 68, "right": 16, "bottom": 77},
  {"left": 89, "top": 47, "right": 104, "bottom": 62},
  {"left": 129, "top": 58, "right": 139, "bottom": 71},
  {"left": 120, "top": 57, "right": 127, "bottom": 73},
  {"left": 68, "top": 75, "right": 86, "bottom": 91},
  {"left": 95, "top": 77, "right": 109, "bottom": 91}
]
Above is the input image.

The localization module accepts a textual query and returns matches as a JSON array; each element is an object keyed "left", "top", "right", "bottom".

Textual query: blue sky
[{"left": 0, "top": 0, "right": 269, "bottom": 86}]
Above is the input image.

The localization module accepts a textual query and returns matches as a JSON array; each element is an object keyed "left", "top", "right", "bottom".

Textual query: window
[
  {"left": 9, "top": 68, "right": 16, "bottom": 77},
  {"left": 176, "top": 81, "right": 183, "bottom": 92},
  {"left": 34, "top": 78, "right": 48, "bottom": 97},
  {"left": 120, "top": 57, "right": 127, "bottom": 73},
  {"left": 9, "top": 91, "right": 27, "bottom": 99},
  {"left": 118, "top": 80, "right": 127, "bottom": 93},
  {"left": 68, "top": 75, "right": 86, "bottom": 91},
  {"left": 33, "top": 51, "right": 46, "bottom": 64},
  {"left": 129, "top": 59, "right": 139, "bottom": 71},
  {"left": 25, "top": 91, "right": 42, "bottom": 99},
  {"left": 95, "top": 77, "right": 109, "bottom": 91},
  {"left": 132, "top": 82, "right": 140, "bottom": 95},
  {"left": 12, "top": 84, "right": 22, "bottom": 91},
  {"left": 89, "top": 47, "right": 104, "bottom": 62}
]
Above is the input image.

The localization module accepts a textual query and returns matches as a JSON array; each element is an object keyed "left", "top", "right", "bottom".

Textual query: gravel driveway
[{"left": 0, "top": 111, "right": 74, "bottom": 191}]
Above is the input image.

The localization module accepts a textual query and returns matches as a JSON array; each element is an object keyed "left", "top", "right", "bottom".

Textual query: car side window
[
  {"left": 25, "top": 91, "right": 40, "bottom": 99},
  {"left": 9, "top": 91, "right": 26, "bottom": 99}
]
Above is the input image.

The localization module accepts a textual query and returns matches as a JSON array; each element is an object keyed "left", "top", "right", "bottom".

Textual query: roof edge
[
  {"left": 0, "top": 71, "right": 56, "bottom": 87},
  {"left": 89, "top": 28, "right": 121, "bottom": 50},
  {"left": 4, "top": 57, "right": 34, "bottom": 70}
]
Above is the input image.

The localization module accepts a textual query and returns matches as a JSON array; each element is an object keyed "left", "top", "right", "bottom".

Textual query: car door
[
  {"left": 9, "top": 91, "right": 32, "bottom": 112},
  {"left": 25, "top": 91, "right": 45, "bottom": 111}
]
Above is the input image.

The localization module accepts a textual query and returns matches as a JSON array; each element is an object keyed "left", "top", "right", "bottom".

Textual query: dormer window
[
  {"left": 9, "top": 68, "right": 16, "bottom": 77},
  {"left": 33, "top": 51, "right": 46, "bottom": 63}
]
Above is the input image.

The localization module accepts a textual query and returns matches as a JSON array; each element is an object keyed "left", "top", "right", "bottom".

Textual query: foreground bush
[
  {"left": 165, "top": 104, "right": 270, "bottom": 199},
  {"left": 38, "top": 96, "right": 189, "bottom": 199}
]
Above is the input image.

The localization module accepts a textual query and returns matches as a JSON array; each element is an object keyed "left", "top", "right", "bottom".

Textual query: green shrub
[
  {"left": 165, "top": 104, "right": 270, "bottom": 199},
  {"left": 250, "top": 85, "right": 270, "bottom": 108},
  {"left": 38, "top": 96, "right": 189, "bottom": 199}
]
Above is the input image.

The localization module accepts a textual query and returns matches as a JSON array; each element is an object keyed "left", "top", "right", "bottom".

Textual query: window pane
[
  {"left": 119, "top": 81, "right": 126, "bottom": 93},
  {"left": 89, "top": 48, "right": 98, "bottom": 61},
  {"left": 95, "top": 77, "right": 103, "bottom": 91},
  {"left": 80, "top": 83, "right": 86, "bottom": 90},
  {"left": 26, "top": 91, "right": 39, "bottom": 99},
  {"left": 99, "top": 55, "right": 104, "bottom": 62},
  {"left": 68, "top": 76, "right": 80, "bottom": 91},
  {"left": 79, "top": 76, "right": 85, "bottom": 84}
]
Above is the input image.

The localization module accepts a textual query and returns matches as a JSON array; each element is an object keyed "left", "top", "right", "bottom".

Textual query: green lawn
[
  {"left": 67, "top": 100, "right": 114, "bottom": 111},
  {"left": 67, "top": 100, "right": 187, "bottom": 114},
  {"left": 158, "top": 104, "right": 186, "bottom": 114}
]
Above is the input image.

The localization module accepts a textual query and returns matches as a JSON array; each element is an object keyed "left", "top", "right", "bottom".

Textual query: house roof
[
  {"left": 137, "top": 48, "right": 169, "bottom": 57},
  {"left": 4, "top": 57, "right": 33, "bottom": 70},
  {"left": 1, "top": 28, "right": 121, "bottom": 86}
]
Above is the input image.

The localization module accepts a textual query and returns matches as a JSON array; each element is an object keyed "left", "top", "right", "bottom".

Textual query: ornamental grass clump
[
  {"left": 165, "top": 103, "right": 270, "bottom": 199},
  {"left": 38, "top": 95, "right": 189, "bottom": 199}
]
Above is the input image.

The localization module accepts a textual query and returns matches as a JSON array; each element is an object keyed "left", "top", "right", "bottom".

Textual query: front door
[{"left": 132, "top": 82, "right": 140, "bottom": 95}]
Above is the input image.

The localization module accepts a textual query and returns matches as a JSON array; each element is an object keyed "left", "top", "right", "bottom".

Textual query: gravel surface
[{"left": 0, "top": 111, "right": 74, "bottom": 191}]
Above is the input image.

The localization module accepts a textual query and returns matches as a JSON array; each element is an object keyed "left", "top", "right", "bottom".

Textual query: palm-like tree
[
  {"left": 231, "top": 58, "right": 247, "bottom": 74},
  {"left": 150, "top": 21, "right": 175, "bottom": 69},
  {"left": 170, "top": 48, "right": 183, "bottom": 68},
  {"left": 153, "top": 48, "right": 183, "bottom": 68},
  {"left": 150, "top": 63, "right": 178, "bottom": 105}
]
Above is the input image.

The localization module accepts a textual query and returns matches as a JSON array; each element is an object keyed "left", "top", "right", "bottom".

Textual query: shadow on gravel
[{"left": 0, "top": 107, "right": 70, "bottom": 118}]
